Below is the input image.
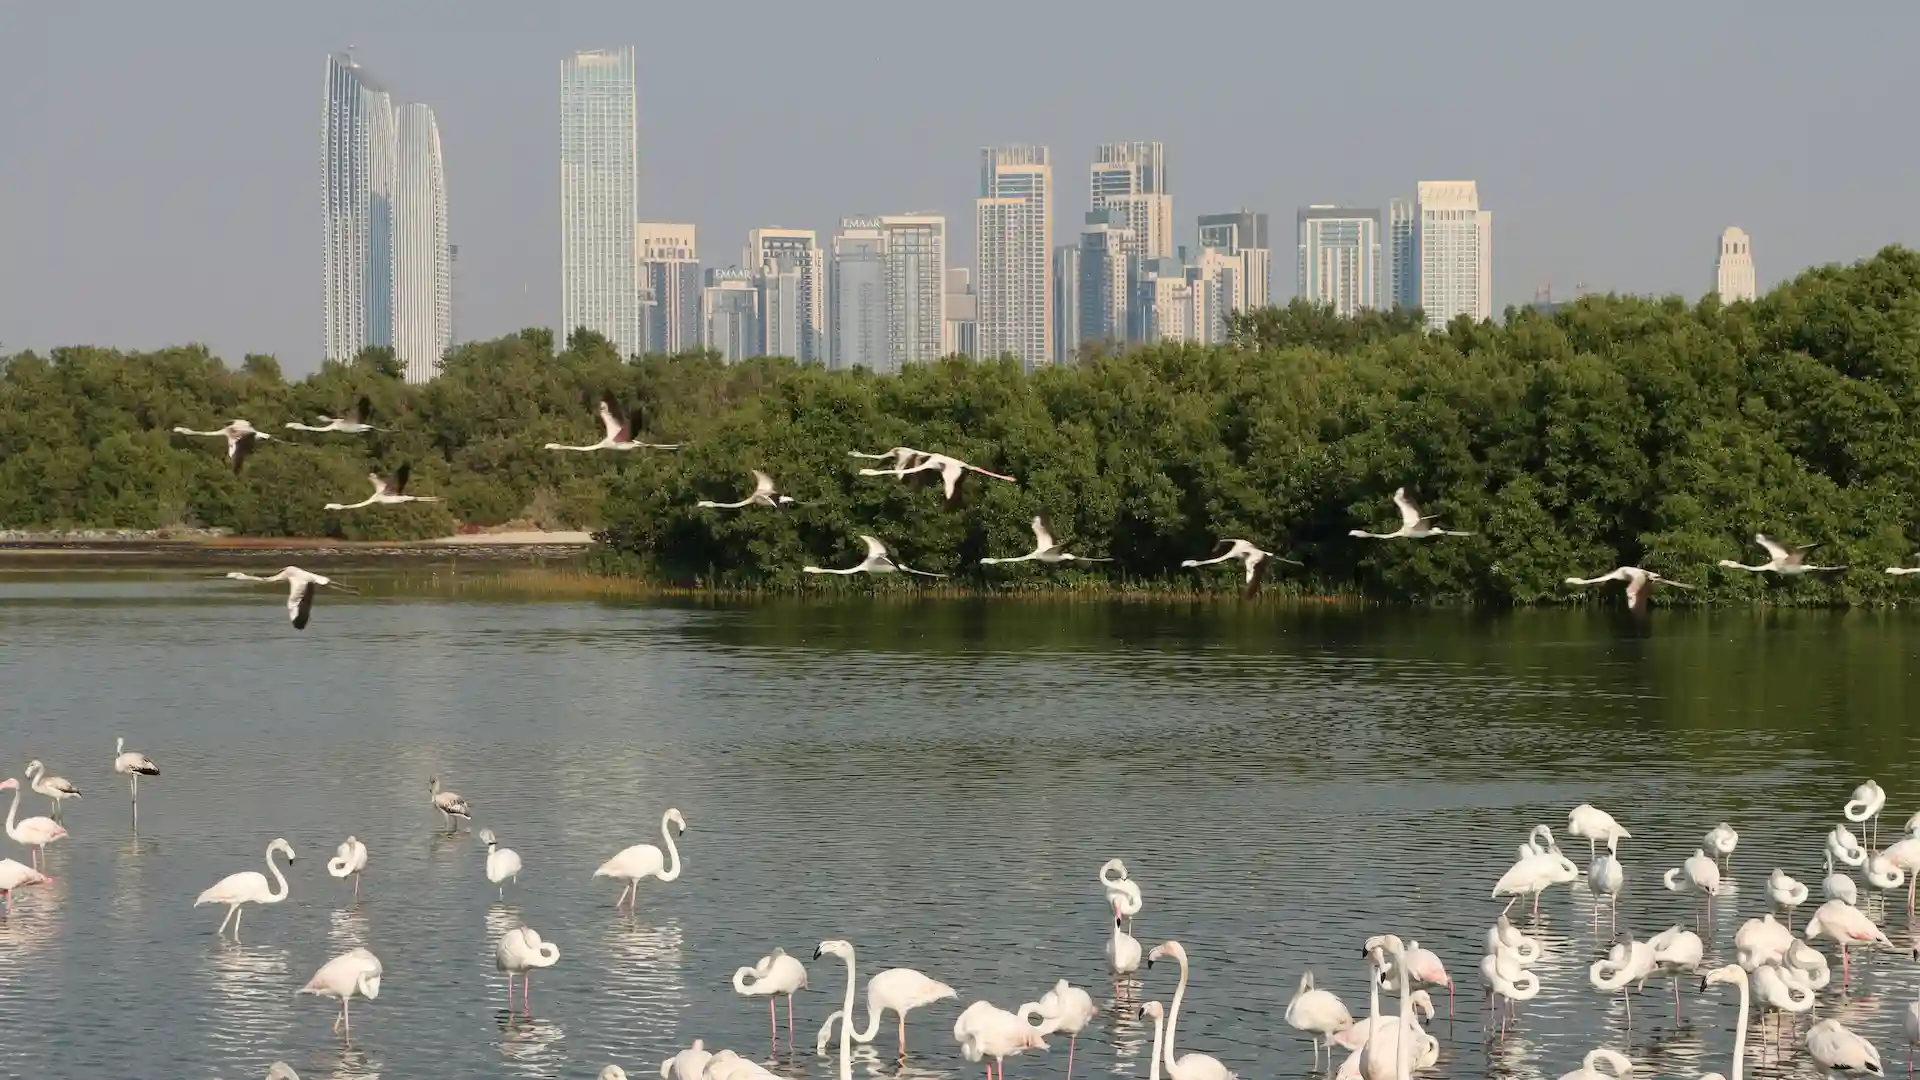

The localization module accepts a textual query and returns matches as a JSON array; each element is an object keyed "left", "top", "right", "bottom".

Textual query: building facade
[
  {"left": 1189, "top": 246, "right": 1242, "bottom": 343},
  {"left": 637, "top": 222, "right": 701, "bottom": 354},
  {"left": 976, "top": 145, "right": 1052, "bottom": 369},
  {"left": 702, "top": 267, "right": 760, "bottom": 364},
  {"left": 1052, "top": 244, "right": 1081, "bottom": 364},
  {"left": 560, "top": 47, "right": 641, "bottom": 355},
  {"left": 1414, "top": 181, "right": 1492, "bottom": 327},
  {"left": 1196, "top": 209, "right": 1272, "bottom": 312},
  {"left": 321, "top": 52, "right": 396, "bottom": 364},
  {"left": 943, "top": 268, "right": 978, "bottom": 358},
  {"left": 1716, "top": 226, "right": 1757, "bottom": 303},
  {"left": 1297, "top": 205, "right": 1381, "bottom": 316},
  {"left": 831, "top": 224, "right": 889, "bottom": 372},
  {"left": 1091, "top": 142, "right": 1171, "bottom": 259},
  {"left": 392, "top": 104, "right": 451, "bottom": 382},
  {"left": 1387, "top": 198, "right": 1417, "bottom": 312},
  {"left": 745, "top": 228, "right": 825, "bottom": 363},
  {"left": 1078, "top": 211, "right": 1133, "bottom": 347},
  {"left": 878, "top": 215, "right": 946, "bottom": 369}
]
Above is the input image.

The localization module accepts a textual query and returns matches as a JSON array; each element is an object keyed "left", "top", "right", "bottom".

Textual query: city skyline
[{"left": 8, "top": 7, "right": 1916, "bottom": 372}]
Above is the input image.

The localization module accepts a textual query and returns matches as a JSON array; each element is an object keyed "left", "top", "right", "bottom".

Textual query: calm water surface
[{"left": 4, "top": 575, "right": 1920, "bottom": 1080}]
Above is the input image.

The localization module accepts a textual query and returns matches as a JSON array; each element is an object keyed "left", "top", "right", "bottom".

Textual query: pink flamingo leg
[
  {"left": 787, "top": 994, "right": 795, "bottom": 1047},
  {"left": 1067, "top": 1034, "right": 1077, "bottom": 1079},
  {"left": 524, "top": 974, "right": 533, "bottom": 1016},
  {"left": 769, "top": 997, "right": 778, "bottom": 1045}
]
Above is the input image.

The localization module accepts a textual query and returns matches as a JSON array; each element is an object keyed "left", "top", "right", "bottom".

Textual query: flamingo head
[
  {"left": 814, "top": 939, "right": 853, "bottom": 962},
  {"left": 1348, "top": 529, "right": 1370, "bottom": 538},
  {"left": 1145, "top": 940, "right": 1185, "bottom": 968},
  {"left": 479, "top": 828, "right": 497, "bottom": 847},
  {"left": 357, "top": 970, "right": 382, "bottom": 999},
  {"left": 0, "top": 779, "right": 16, "bottom": 792},
  {"left": 666, "top": 807, "right": 687, "bottom": 833},
  {"left": 270, "top": 838, "right": 296, "bottom": 862},
  {"left": 1138, "top": 1000, "right": 1164, "bottom": 1021},
  {"left": 1700, "top": 963, "right": 1746, "bottom": 991}
]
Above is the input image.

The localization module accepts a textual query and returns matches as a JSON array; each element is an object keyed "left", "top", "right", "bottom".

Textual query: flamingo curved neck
[
  {"left": 1146, "top": 1008, "right": 1165, "bottom": 1080},
  {"left": 264, "top": 846, "right": 290, "bottom": 902},
  {"left": 835, "top": 949, "right": 857, "bottom": 1080},
  {"left": 658, "top": 813, "right": 682, "bottom": 882},
  {"left": 1163, "top": 949, "right": 1190, "bottom": 1075},
  {"left": 1729, "top": 975, "right": 1749, "bottom": 1080},
  {"left": 2, "top": 784, "right": 18, "bottom": 840},
  {"left": 1394, "top": 947, "right": 1412, "bottom": 1080}
]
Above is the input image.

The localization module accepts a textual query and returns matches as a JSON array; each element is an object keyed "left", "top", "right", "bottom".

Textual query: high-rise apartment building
[
  {"left": 1414, "top": 181, "right": 1492, "bottom": 327},
  {"left": 1387, "top": 199, "right": 1417, "bottom": 311},
  {"left": 744, "top": 229, "right": 825, "bottom": 363},
  {"left": 1132, "top": 257, "right": 1201, "bottom": 345},
  {"left": 1196, "top": 210, "right": 1272, "bottom": 312},
  {"left": 321, "top": 53, "right": 396, "bottom": 365},
  {"left": 1053, "top": 245, "right": 1081, "bottom": 363},
  {"left": 831, "top": 224, "right": 889, "bottom": 372},
  {"left": 637, "top": 223, "right": 701, "bottom": 354},
  {"left": 1297, "top": 206, "right": 1381, "bottom": 316},
  {"left": 1092, "top": 142, "right": 1172, "bottom": 259},
  {"left": 1189, "top": 246, "right": 1242, "bottom": 343},
  {"left": 392, "top": 104, "right": 451, "bottom": 382},
  {"left": 878, "top": 215, "right": 946, "bottom": 369},
  {"left": 943, "top": 268, "right": 978, "bottom": 358},
  {"left": 1716, "top": 227, "right": 1757, "bottom": 303},
  {"left": 1078, "top": 210, "right": 1133, "bottom": 347},
  {"left": 703, "top": 267, "right": 760, "bottom": 364},
  {"left": 560, "top": 47, "right": 640, "bottom": 356},
  {"left": 976, "top": 145, "right": 1053, "bottom": 369}
]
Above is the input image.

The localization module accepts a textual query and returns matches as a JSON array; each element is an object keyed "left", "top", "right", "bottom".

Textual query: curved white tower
[
  {"left": 321, "top": 53, "right": 395, "bottom": 362},
  {"left": 393, "top": 104, "right": 451, "bottom": 383}
]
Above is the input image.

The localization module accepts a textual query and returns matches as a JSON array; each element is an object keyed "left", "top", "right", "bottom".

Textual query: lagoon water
[{"left": 3, "top": 574, "right": 1920, "bottom": 1079}]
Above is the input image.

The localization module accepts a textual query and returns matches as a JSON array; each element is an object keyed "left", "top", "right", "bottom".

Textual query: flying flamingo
[
  {"left": 847, "top": 446, "right": 931, "bottom": 470},
  {"left": 735, "top": 946, "right": 808, "bottom": 1048},
  {"left": 327, "top": 836, "right": 368, "bottom": 900},
  {"left": 1664, "top": 849, "right": 1722, "bottom": 931},
  {"left": 1564, "top": 566, "right": 1693, "bottom": 612},
  {"left": 287, "top": 395, "right": 382, "bottom": 433},
  {"left": 859, "top": 452, "right": 1017, "bottom": 501},
  {"left": 1022, "top": 980, "right": 1097, "bottom": 1078},
  {"left": 1181, "top": 539, "right": 1299, "bottom": 596},
  {"left": 1769, "top": 869, "right": 1810, "bottom": 929},
  {"left": 1804, "top": 899, "right": 1898, "bottom": 989},
  {"left": 0, "top": 778, "right": 65, "bottom": 869},
  {"left": 1146, "top": 941, "right": 1237, "bottom": 1080},
  {"left": 113, "top": 736, "right": 158, "bottom": 825},
  {"left": 496, "top": 925, "right": 560, "bottom": 1014},
  {"left": 225, "top": 567, "right": 359, "bottom": 630},
  {"left": 1285, "top": 970, "right": 1354, "bottom": 1068},
  {"left": 24, "top": 760, "right": 79, "bottom": 820},
  {"left": 1807, "top": 1018, "right": 1882, "bottom": 1076},
  {"left": 1887, "top": 556, "right": 1920, "bottom": 577},
  {"left": 1099, "top": 858, "right": 1143, "bottom": 933},
  {"left": 803, "top": 535, "right": 945, "bottom": 577},
  {"left": 172, "top": 419, "right": 271, "bottom": 474},
  {"left": 324, "top": 463, "right": 441, "bottom": 510},
  {"left": 545, "top": 394, "right": 679, "bottom": 451},
  {"left": 1567, "top": 804, "right": 1630, "bottom": 860},
  {"left": 195, "top": 837, "right": 294, "bottom": 941},
  {"left": 697, "top": 470, "right": 796, "bottom": 509},
  {"left": 1718, "top": 533, "right": 1847, "bottom": 574},
  {"left": 1349, "top": 487, "right": 1471, "bottom": 539},
  {"left": 814, "top": 938, "right": 958, "bottom": 1061},
  {"left": 980, "top": 515, "right": 1110, "bottom": 567},
  {"left": 593, "top": 807, "right": 686, "bottom": 910},
  {"left": 298, "top": 947, "right": 383, "bottom": 1040},
  {"left": 1847, "top": 780, "right": 1889, "bottom": 849},
  {"left": 427, "top": 775, "right": 471, "bottom": 832},
  {"left": 479, "top": 828, "right": 522, "bottom": 899},
  {"left": 0, "top": 857, "right": 50, "bottom": 913}
]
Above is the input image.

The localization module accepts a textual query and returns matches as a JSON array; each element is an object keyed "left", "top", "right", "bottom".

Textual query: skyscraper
[
  {"left": 1092, "top": 142, "right": 1172, "bottom": 259},
  {"left": 1196, "top": 209, "right": 1271, "bottom": 313},
  {"left": 1053, "top": 245, "right": 1081, "bottom": 363},
  {"left": 637, "top": 223, "right": 701, "bottom": 354},
  {"left": 1188, "top": 246, "right": 1241, "bottom": 343},
  {"left": 392, "top": 104, "right": 451, "bottom": 382},
  {"left": 1078, "top": 211, "right": 1133, "bottom": 347},
  {"left": 943, "top": 268, "right": 978, "bottom": 358},
  {"left": 1716, "top": 227, "right": 1757, "bottom": 303},
  {"left": 878, "top": 215, "right": 946, "bottom": 369},
  {"left": 831, "top": 223, "right": 889, "bottom": 372},
  {"left": 703, "top": 267, "right": 760, "bottom": 364},
  {"left": 745, "top": 228, "right": 825, "bottom": 363},
  {"left": 1132, "top": 257, "right": 1199, "bottom": 344},
  {"left": 560, "top": 47, "right": 640, "bottom": 355},
  {"left": 1414, "top": 181, "right": 1492, "bottom": 327},
  {"left": 1387, "top": 199, "right": 1417, "bottom": 311},
  {"left": 321, "top": 52, "right": 396, "bottom": 364},
  {"left": 1297, "top": 206, "right": 1381, "bottom": 316},
  {"left": 976, "top": 145, "right": 1053, "bottom": 369}
]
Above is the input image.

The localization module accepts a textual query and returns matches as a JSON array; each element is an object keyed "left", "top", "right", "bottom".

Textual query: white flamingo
[
  {"left": 1825, "top": 850, "right": 1861, "bottom": 906},
  {"left": 1735, "top": 914, "right": 1795, "bottom": 970},
  {"left": 267, "top": 1064, "right": 301, "bottom": 1080},
  {"left": 1181, "top": 539, "right": 1299, "bottom": 597},
  {"left": 1357, "top": 938, "right": 1423, "bottom": 1080},
  {"left": 23, "top": 760, "right": 79, "bottom": 820},
  {"left": 1804, "top": 899, "right": 1896, "bottom": 989},
  {"left": 1491, "top": 849, "right": 1579, "bottom": 917},
  {"left": 1877, "top": 834, "right": 1920, "bottom": 914},
  {"left": 225, "top": 567, "right": 358, "bottom": 630},
  {"left": 593, "top": 807, "right": 686, "bottom": 910},
  {"left": 495, "top": 925, "right": 560, "bottom": 1014},
  {"left": 1830, "top": 823, "right": 1870, "bottom": 868},
  {"left": 847, "top": 446, "right": 930, "bottom": 470},
  {"left": 1705, "top": 822, "right": 1739, "bottom": 871},
  {"left": 545, "top": 394, "right": 679, "bottom": 451},
  {"left": 1146, "top": 940, "right": 1237, "bottom": 1080},
  {"left": 427, "top": 775, "right": 471, "bottom": 831},
  {"left": 980, "top": 515, "right": 1110, "bottom": 567},
  {"left": 112, "top": 736, "right": 158, "bottom": 822},
  {"left": 1107, "top": 897, "right": 1143, "bottom": 986},
  {"left": 195, "top": 837, "right": 294, "bottom": 940},
  {"left": 1564, "top": 567, "right": 1693, "bottom": 612},
  {"left": 658, "top": 1040, "right": 712, "bottom": 1080},
  {"left": 1558, "top": 1049, "right": 1634, "bottom": 1080},
  {"left": 1649, "top": 926, "right": 1704, "bottom": 1020},
  {"left": 287, "top": 395, "right": 382, "bottom": 434},
  {"left": 803, "top": 535, "right": 945, "bottom": 577},
  {"left": 172, "top": 419, "right": 271, "bottom": 474},
  {"left": 1481, "top": 946, "right": 1541, "bottom": 1037},
  {"left": 1099, "top": 858, "right": 1143, "bottom": 932},
  {"left": 1886, "top": 556, "right": 1920, "bottom": 577},
  {"left": 1719, "top": 533, "right": 1847, "bottom": 574},
  {"left": 1903, "top": 996, "right": 1920, "bottom": 1075},
  {"left": 1349, "top": 487, "right": 1471, "bottom": 539},
  {"left": 1589, "top": 936, "right": 1657, "bottom": 1025},
  {"left": 955, "top": 999, "right": 1048, "bottom": 1080},
  {"left": 1807, "top": 1018, "right": 1882, "bottom": 1076},
  {"left": 1701, "top": 964, "right": 1751, "bottom": 1080},
  {"left": 479, "top": 828, "right": 522, "bottom": 899},
  {"left": 325, "top": 463, "right": 441, "bottom": 510},
  {"left": 1589, "top": 834, "right": 1625, "bottom": 934},
  {"left": 1377, "top": 941, "right": 1453, "bottom": 1018},
  {"left": 1286, "top": 969, "right": 1354, "bottom": 1068},
  {"left": 1770, "top": 870, "right": 1811, "bottom": 929},
  {"left": 0, "top": 857, "right": 49, "bottom": 913},
  {"left": 1751, "top": 964, "right": 1816, "bottom": 1030},
  {"left": 1485, "top": 916, "right": 1542, "bottom": 965},
  {"left": 1664, "top": 849, "right": 1722, "bottom": 929},
  {"left": 1567, "top": 804, "right": 1631, "bottom": 859},
  {"left": 1021, "top": 980, "right": 1097, "bottom": 1078},
  {"left": 697, "top": 470, "right": 796, "bottom": 509},
  {"left": 1848, "top": 780, "right": 1889, "bottom": 849},
  {"left": 0, "top": 779, "right": 65, "bottom": 869},
  {"left": 859, "top": 452, "right": 1016, "bottom": 501},
  {"left": 298, "top": 947, "right": 382, "bottom": 1039},
  {"left": 814, "top": 938, "right": 957, "bottom": 1060},
  {"left": 735, "top": 946, "right": 809, "bottom": 1047},
  {"left": 327, "top": 836, "right": 368, "bottom": 900}
]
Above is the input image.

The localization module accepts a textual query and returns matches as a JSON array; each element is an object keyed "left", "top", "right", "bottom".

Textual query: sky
[{"left": 3, "top": 3, "right": 1916, "bottom": 375}]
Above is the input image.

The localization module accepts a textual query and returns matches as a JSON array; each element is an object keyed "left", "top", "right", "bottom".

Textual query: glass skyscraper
[
  {"left": 321, "top": 53, "right": 395, "bottom": 363},
  {"left": 561, "top": 47, "right": 641, "bottom": 356},
  {"left": 393, "top": 104, "right": 451, "bottom": 382}
]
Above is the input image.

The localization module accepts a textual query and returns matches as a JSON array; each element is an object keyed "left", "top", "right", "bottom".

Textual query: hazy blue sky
[{"left": 3, "top": 3, "right": 1915, "bottom": 374}]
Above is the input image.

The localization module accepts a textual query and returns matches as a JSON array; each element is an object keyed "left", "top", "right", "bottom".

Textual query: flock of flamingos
[{"left": 4, "top": 737, "right": 1920, "bottom": 1080}]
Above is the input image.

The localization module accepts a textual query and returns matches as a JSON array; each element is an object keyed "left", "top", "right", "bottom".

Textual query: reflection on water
[{"left": 11, "top": 588, "right": 1920, "bottom": 1077}]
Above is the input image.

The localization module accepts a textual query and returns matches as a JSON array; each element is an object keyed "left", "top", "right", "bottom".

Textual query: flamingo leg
[
  {"left": 1623, "top": 988, "right": 1632, "bottom": 1029},
  {"left": 342, "top": 996, "right": 351, "bottom": 1040},
  {"left": 234, "top": 907, "right": 243, "bottom": 943},
  {"left": 788, "top": 994, "right": 796, "bottom": 1047},
  {"left": 898, "top": 1014, "right": 907, "bottom": 1058},
  {"left": 1067, "top": 1034, "right": 1079, "bottom": 1079},
  {"left": 1843, "top": 944, "right": 1852, "bottom": 990},
  {"left": 353, "top": 873, "right": 361, "bottom": 901},
  {"left": 770, "top": 996, "right": 778, "bottom": 1045},
  {"left": 217, "top": 905, "right": 236, "bottom": 936}
]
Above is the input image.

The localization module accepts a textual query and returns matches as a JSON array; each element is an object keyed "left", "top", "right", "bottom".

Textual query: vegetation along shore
[{"left": 8, "top": 247, "right": 1920, "bottom": 605}]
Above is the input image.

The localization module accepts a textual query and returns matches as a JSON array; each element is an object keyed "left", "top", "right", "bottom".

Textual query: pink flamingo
[
  {"left": 0, "top": 779, "right": 66, "bottom": 869},
  {"left": 0, "top": 857, "right": 50, "bottom": 913}
]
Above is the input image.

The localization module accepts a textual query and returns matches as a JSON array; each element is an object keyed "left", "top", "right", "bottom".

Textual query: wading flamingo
[
  {"left": 1146, "top": 940, "right": 1237, "bottom": 1080},
  {"left": 1107, "top": 897, "right": 1144, "bottom": 988},
  {"left": 1705, "top": 823, "right": 1739, "bottom": 871},
  {"left": 1804, "top": 899, "right": 1899, "bottom": 989},
  {"left": 24, "top": 761, "right": 79, "bottom": 820},
  {"left": 593, "top": 807, "right": 686, "bottom": 910},
  {"left": 427, "top": 776, "right": 471, "bottom": 832},
  {"left": 1557, "top": 1049, "right": 1635, "bottom": 1080},
  {"left": 480, "top": 828, "right": 522, "bottom": 899},
  {"left": 495, "top": 925, "right": 560, "bottom": 1015},
  {"left": 1568, "top": 804, "right": 1630, "bottom": 860},
  {"left": 814, "top": 938, "right": 958, "bottom": 1061},
  {"left": 1589, "top": 935, "right": 1657, "bottom": 1025},
  {"left": 735, "top": 946, "right": 808, "bottom": 1047},
  {"left": 1100, "top": 859, "right": 1143, "bottom": 932},
  {"left": 955, "top": 1000, "right": 1048, "bottom": 1080},
  {"left": 195, "top": 837, "right": 294, "bottom": 941},
  {"left": 1663, "top": 850, "right": 1722, "bottom": 931},
  {"left": 658, "top": 1040, "right": 712, "bottom": 1080},
  {"left": 1649, "top": 926, "right": 1704, "bottom": 1020},
  {"left": 0, "top": 778, "right": 65, "bottom": 869},
  {"left": 113, "top": 736, "right": 159, "bottom": 825},
  {"left": 1492, "top": 849, "right": 1579, "bottom": 918},
  {"left": 1806, "top": 1018, "right": 1882, "bottom": 1076},
  {"left": 1825, "top": 850, "right": 1860, "bottom": 906},
  {"left": 1357, "top": 937, "right": 1420, "bottom": 1080},
  {"left": 327, "top": 836, "right": 368, "bottom": 900},
  {"left": 1022, "top": 980, "right": 1097, "bottom": 1079},
  {"left": 1286, "top": 970, "right": 1354, "bottom": 1068},
  {"left": 1769, "top": 870, "right": 1811, "bottom": 930},
  {"left": 1848, "top": 781, "right": 1888, "bottom": 849},
  {"left": 298, "top": 947, "right": 382, "bottom": 1039},
  {"left": 1487, "top": 915, "right": 1543, "bottom": 964},
  {"left": 1700, "top": 964, "right": 1751, "bottom": 1080},
  {"left": 1589, "top": 835, "right": 1625, "bottom": 934},
  {"left": 0, "top": 857, "right": 50, "bottom": 913}
]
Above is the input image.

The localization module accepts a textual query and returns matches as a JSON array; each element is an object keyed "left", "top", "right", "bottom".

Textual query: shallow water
[{"left": 3, "top": 578, "right": 1920, "bottom": 1079}]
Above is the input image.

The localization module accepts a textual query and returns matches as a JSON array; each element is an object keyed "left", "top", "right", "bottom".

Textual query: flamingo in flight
[
  {"left": 1349, "top": 487, "right": 1471, "bottom": 539},
  {"left": 24, "top": 760, "right": 79, "bottom": 820},
  {"left": 225, "top": 567, "right": 358, "bottom": 630},
  {"left": 860, "top": 452, "right": 1016, "bottom": 501},
  {"left": 325, "top": 463, "right": 441, "bottom": 510},
  {"left": 0, "top": 779, "right": 65, "bottom": 869},
  {"left": 697, "top": 470, "right": 796, "bottom": 509},
  {"left": 1182, "top": 539, "right": 1299, "bottom": 597},
  {"left": 980, "top": 515, "right": 1110, "bottom": 567},
  {"left": 848, "top": 447, "right": 931, "bottom": 470},
  {"left": 1565, "top": 566, "right": 1693, "bottom": 612},
  {"left": 428, "top": 776, "right": 471, "bottom": 832},
  {"left": 803, "top": 535, "right": 945, "bottom": 577},
  {"left": 172, "top": 419, "right": 271, "bottom": 474},
  {"left": 1886, "top": 555, "right": 1920, "bottom": 576},
  {"left": 1719, "top": 533, "right": 1847, "bottom": 574},
  {"left": 287, "top": 395, "right": 382, "bottom": 433},
  {"left": 545, "top": 393, "right": 679, "bottom": 451}
]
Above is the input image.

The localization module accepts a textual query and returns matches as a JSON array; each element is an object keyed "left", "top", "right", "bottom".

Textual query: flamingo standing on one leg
[
  {"left": 327, "top": 836, "right": 368, "bottom": 901},
  {"left": 112, "top": 737, "right": 159, "bottom": 828},
  {"left": 1804, "top": 899, "right": 1898, "bottom": 990},
  {"left": 1021, "top": 980, "right": 1097, "bottom": 1079}
]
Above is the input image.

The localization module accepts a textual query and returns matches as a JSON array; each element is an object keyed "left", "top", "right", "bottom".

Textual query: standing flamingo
[
  {"left": 495, "top": 925, "right": 560, "bottom": 1014},
  {"left": 0, "top": 779, "right": 65, "bottom": 869},
  {"left": 298, "top": 947, "right": 383, "bottom": 1040},
  {"left": 1848, "top": 781, "right": 1888, "bottom": 850},
  {"left": 1285, "top": 970, "right": 1354, "bottom": 1068},
  {"left": 1807, "top": 1018, "right": 1882, "bottom": 1076},
  {"left": 480, "top": 828, "right": 523, "bottom": 899},
  {"left": 194, "top": 837, "right": 294, "bottom": 941},
  {"left": 24, "top": 760, "right": 79, "bottom": 820},
  {"left": 1557, "top": 1049, "right": 1635, "bottom": 1080},
  {"left": 1804, "top": 899, "right": 1897, "bottom": 990},
  {"left": 427, "top": 775, "right": 471, "bottom": 832},
  {"left": 1589, "top": 835, "right": 1625, "bottom": 935},
  {"left": 735, "top": 947, "right": 808, "bottom": 1048},
  {"left": 1700, "top": 964, "right": 1751, "bottom": 1080},
  {"left": 1100, "top": 858, "right": 1143, "bottom": 932},
  {"left": 1769, "top": 870, "right": 1811, "bottom": 930},
  {"left": 1567, "top": 804, "right": 1630, "bottom": 860},
  {"left": 1663, "top": 850, "right": 1722, "bottom": 931},
  {"left": 1107, "top": 897, "right": 1143, "bottom": 990},
  {"left": 593, "top": 807, "right": 686, "bottom": 910},
  {"left": 0, "top": 857, "right": 50, "bottom": 913},
  {"left": 1022, "top": 980, "right": 1097, "bottom": 1079},
  {"left": 327, "top": 836, "right": 368, "bottom": 900},
  {"left": 1146, "top": 941, "right": 1237, "bottom": 1080},
  {"left": 814, "top": 938, "right": 958, "bottom": 1061},
  {"left": 1705, "top": 823, "right": 1739, "bottom": 872},
  {"left": 112, "top": 736, "right": 159, "bottom": 827}
]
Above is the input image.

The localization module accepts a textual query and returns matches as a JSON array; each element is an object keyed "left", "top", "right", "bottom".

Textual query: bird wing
[
  {"left": 1391, "top": 487, "right": 1424, "bottom": 530},
  {"left": 750, "top": 470, "right": 775, "bottom": 496},
  {"left": 598, "top": 395, "right": 630, "bottom": 442},
  {"left": 1246, "top": 555, "right": 1268, "bottom": 597},
  {"left": 1623, "top": 570, "right": 1650, "bottom": 612},
  {"left": 349, "top": 395, "right": 371, "bottom": 424},
  {"left": 392, "top": 462, "right": 411, "bottom": 496},
  {"left": 229, "top": 431, "right": 257, "bottom": 474},
  {"left": 290, "top": 578, "right": 316, "bottom": 630},
  {"left": 1754, "top": 533, "right": 1790, "bottom": 561},
  {"left": 860, "top": 535, "right": 888, "bottom": 560},
  {"left": 1031, "top": 515, "right": 1057, "bottom": 550},
  {"left": 368, "top": 471, "right": 391, "bottom": 497}
]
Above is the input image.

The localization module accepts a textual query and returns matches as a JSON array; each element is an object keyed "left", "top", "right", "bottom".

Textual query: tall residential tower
[
  {"left": 1414, "top": 181, "right": 1492, "bottom": 327},
  {"left": 1297, "top": 206, "right": 1380, "bottom": 316},
  {"left": 560, "top": 47, "right": 640, "bottom": 355},
  {"left": 976, "top": 145, "right": 1053, "bottom": 369},
  {"left": 1716, "top": 227, "right": 1757, "bottom": 303},
  {"left": 637, "top": 223, "right": 702, "bottom": 354},
  {"left": 392, "top": 104, "right": 451, "bottom": 381},
  {"left": 321, "top": 53, "right": 396, "bottom": 364}
]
